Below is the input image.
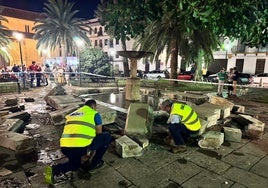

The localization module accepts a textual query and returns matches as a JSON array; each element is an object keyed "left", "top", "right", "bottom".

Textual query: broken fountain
[{"left": 117, "top": 50, "right": 153, "bottom": 101}]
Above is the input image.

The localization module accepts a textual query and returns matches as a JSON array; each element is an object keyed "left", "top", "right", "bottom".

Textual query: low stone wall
[{"left": 0, "top": 82, "right": 19, "bottom": 93}]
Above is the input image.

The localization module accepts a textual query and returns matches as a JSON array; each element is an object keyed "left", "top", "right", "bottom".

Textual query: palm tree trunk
[
  {"left": 170, "top": 39, "right": 179, "bottom": 84},
  {"left": 121, "top": 39, "right": 130, "bottom": 77}
]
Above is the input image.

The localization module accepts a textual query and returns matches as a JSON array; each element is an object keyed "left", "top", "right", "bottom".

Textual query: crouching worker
[
  {"left": 161, "top": 99, "right": 201, "bottom": 153},
  {"left": 45, "top": 99, "right": 111, "bottom": 185}
]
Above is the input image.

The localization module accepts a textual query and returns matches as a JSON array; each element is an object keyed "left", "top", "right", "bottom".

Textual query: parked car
[
  {"left": 177, "top": 71, "right": 194, "bottom": 80},
  {"left": 253, "top": 73, "right": 268, "bottom": 85},
  {"left": 143, "top": 70, "right": 169, "bottom": 80},
  {"left": 207, "top": 72, "right": 253, "bottom": 85}
]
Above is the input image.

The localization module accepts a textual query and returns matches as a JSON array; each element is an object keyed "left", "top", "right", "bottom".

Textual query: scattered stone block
[
  {"left": 129, "top": 135, "right": 149, "bottom": 148},
  {"left": 125, "top": 103, "right": 154, "bottom": 137},
  {"left": 43, "top": 85, "right": 66, "bottom": 101},
  {"left": 0, "top": 167, "right": 12, "bottom": 177},
  {"left": 45, "top": 95, "right": 82, "bottom": 110},
  {"left": 0, "top": 119, "right": 24, "bottom": 133},
  {"left": 208, "top": 95, "right": 234, "bottom": 110},
  {"left": 5, "top": 98, "right": 18, "bottom": 106},
  {"left": 0, "top": 111, "right": 9, "bottom": 117},
  {"left": 2, "top": 111, "right": 31, "bottom": 122},
  {"left": 192, "top": 103, "right": 221, "bottom": 128},
  {"left": 115, "top": 135, "right": 143, "bottom": 158},
  {"left": 198, "top": 131, "right": 224, "bottom": 149},
  {"left": 0, "top": 131, "right": 37, "bottom": 151},
  {"left": 24, "top": 98, "right": 34, "bottom": 102},
  {"left": 199, "top": 118, "right": 208, "bottom": 135},
  {"left": 223, "top": 127, "right": 242, "bottom": 142},
  {"left": 50, "top": 104, "right": 80, "bottom": 126},
  {"left": 98, "top": 105, "right": 117, "bottom": 125},
  {"left": 235, "top": 114, "right": 265, "bottom": 132},
  {"left": 232, "top": 105, "right": 245, "bottom": 114}
]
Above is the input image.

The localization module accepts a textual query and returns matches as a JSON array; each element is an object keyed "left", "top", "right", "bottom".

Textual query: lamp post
[
  {"left": 74, "top": 37, "right": 84, "bottom": 86},
  {"left": 13, "top": 32, "right": 24, "bottom": 67},
  {"left": 13, "top": 32, "right": 24, "bottom": 90}
]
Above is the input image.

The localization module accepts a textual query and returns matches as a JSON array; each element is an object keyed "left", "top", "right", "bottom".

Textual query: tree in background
[
  {"left": 0, "top": 9, "right": 11, "bottom": 62},
  {"left": 33, "top": 0, "right": 91, "bottom": 66},
  {"left": 96, "top": 0, "right": 267, "bottom": 82},
  {"left": 79, "top": 47, "right": 112, "bottom": 76}
]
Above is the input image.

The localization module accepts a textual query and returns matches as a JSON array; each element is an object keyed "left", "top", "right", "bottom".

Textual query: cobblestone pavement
[{"left": 0, "top": 86, "right": 268, "bottom": 188}]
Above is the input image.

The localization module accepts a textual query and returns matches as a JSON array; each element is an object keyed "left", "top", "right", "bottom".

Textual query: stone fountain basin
[{"left": 117, "top": 51, "right": 153, "bottom": 59}]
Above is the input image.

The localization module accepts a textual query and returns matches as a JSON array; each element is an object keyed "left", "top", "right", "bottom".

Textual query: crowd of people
[{"left": 0, "top": 61, "right": 76, "bottom": 87}]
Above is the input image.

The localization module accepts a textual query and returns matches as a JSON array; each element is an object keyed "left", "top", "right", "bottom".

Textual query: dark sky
[{"left": 0, "top": 0, "right": 101, "bottom": 19}]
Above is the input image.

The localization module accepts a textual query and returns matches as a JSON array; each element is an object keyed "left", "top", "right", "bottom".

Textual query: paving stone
[
  {"left": 229, "top": 183, "right": 247, "bottom": 188},
  {"left": 250, "top": 155, "right": 268, "bottom": 179},
  {"left": 187, "top": 150, "right": 231, "bottom": 174},
  {"left": 0, "top": 168, "right": 12, "bottom": 177},
  {"left": 50, "top": 104, "right": 80, "bottom": 126},
  {"left": 235, "top": 142, "right": 267, "bottom": 158},
  {"left": 159, "top": 159, "right": 202, "bottom": 185},
  {"left": 0, "top": 146, "right": 16, "bottom": 164},
  {"left": 138, "top": 149, "right": 179, "bottom": 171},
  {"left": 222, "top": 151, "right": 260, "bottom": 170},
  {"left": 223, "top": 167, "right": 268, "bottom": 188},
  {"left": 115, "top": 157, "right": 154, "bottom": 184},
  {"left": 75, "top": 165, "right": 132, "bottom": 188},
  {"left": 182, "top": 170, "right": 233, "bottom": 188}
]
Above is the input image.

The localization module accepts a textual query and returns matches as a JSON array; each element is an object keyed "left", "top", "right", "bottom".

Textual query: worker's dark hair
[
  {"left": 85, "top": 99, "right": 97, "bottom": 108},
  {"left": 161, "top": 99, "right": 173, "bottom": 108}
]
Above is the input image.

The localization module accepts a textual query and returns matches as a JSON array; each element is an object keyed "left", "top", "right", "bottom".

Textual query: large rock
[{"left": 45, "top": 95, "right": 83, "bottom": 110}]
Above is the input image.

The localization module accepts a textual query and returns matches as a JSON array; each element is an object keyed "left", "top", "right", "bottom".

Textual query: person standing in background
[
  {"left": 217, "top": 67, "right": 227, "bottom": 97},
  {"left": 44, "top": 64, "right": 51, "bottom": 86},
  {"left": 29, "top": 61, "right": 37, "bottom": 87},
  {"left": 36, "top": 63, "right": 42, "bottom": 87},
  {"left": 227, "top": 68, "right": 234, "bottom": 96},
  {"left": 232, "top": 67, "right": 239, "bottom": 97}
]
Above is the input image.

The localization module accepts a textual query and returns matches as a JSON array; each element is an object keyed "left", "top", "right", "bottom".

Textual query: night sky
[{"left": 0, "top": 0, "right": 101, "bottom": 19}]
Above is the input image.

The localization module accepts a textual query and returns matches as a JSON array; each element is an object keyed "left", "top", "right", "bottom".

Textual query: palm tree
[
  {"left": 136, "top": 0, "right": 219, "bottom": 82},
  {"left": 33, "top": 0, "right": 91, "bottom": 65},
  {"left": 0, "top": 10, "right": 11, "bottom": 62}
]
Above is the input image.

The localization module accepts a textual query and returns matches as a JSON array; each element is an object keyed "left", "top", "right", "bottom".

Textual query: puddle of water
[{"left": 82, "top": 92, "right": 162, "bottom": 110}]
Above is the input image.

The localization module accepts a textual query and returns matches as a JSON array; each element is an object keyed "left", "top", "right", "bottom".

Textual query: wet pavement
[{"left": 0, "top": 85, "right": 268, "bottom": 188}]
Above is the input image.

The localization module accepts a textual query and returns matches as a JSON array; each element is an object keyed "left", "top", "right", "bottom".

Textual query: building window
[
  {"left": 89, "top": 29, "right": 92, "bottom": 35},
  {"left": 95, "top": 40, "right": 98, "bottom": 47},
  {"left": 109, "top": 39, "right": 114, "bottom": 48},
  {"left": 94, "top": 28, "right": 97, "bottom": 34},
  {"left": 104, "top": 39, "right": 108, "bottom": 46},
  {"left": 98, "top": 27, "right": 103, "bottom": 36},
  {"left": 25, "top": 25, "right": 30, "bottom": 33},
  {"left": 99, "top": 40, "right": 103, "bottom": 48},
  {"left": 116, "top": 54, "right": 119, "bottom": 58},
  {"left": 116, "top": 39, "right": 119, "bottom": 45}
]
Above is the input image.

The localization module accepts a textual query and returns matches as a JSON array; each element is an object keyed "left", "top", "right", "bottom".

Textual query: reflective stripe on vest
[
  {"left": 170, "top": 103, "right": 201, "bottom": 131},
  {"left": 60, "top": 105, "right": 97, "bottom": 147}
]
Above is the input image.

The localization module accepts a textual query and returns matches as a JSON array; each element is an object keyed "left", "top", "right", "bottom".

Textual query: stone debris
[
  {"left": 115, "top": 135, "right": 143, "bottom": 158},
  {"left": 198, "top": 131, "right": 224, "bottom": 149}
]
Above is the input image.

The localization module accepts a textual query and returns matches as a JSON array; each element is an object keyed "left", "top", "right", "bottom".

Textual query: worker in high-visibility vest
[
  {"left": 161, "top": 99, "right": 201, "bottom": 153},
  {"left": 45, "top": 99, "right": 111, "bottom": 185}
]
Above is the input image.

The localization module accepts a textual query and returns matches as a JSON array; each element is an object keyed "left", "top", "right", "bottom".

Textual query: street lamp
[
  {"left": 13, "top": 32, "right": 24, "bottom": 67},
  {"left": 13, "top": 32, "right": 24, "bottom": 90},
  {"left": 74, "top": 37, "right": 84, "bottom": 86}
]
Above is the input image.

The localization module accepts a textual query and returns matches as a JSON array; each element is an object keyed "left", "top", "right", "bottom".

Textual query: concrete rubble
[{"left": 0, "top": 86, "right": 267, "bottom": 187}]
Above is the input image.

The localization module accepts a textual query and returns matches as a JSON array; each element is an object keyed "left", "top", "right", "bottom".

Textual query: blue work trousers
[
  {"left": 53, "top": 132, "right": 111, "bottom": 176},
  {"left": 169, "top": 123, "right": 195, "bottom": 146}
]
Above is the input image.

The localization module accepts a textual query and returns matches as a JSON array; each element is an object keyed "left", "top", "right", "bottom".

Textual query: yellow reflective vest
[
  {"left": 170, "top": 103, "right": 201, "bottom": 131},
  {"left": 60, "top": 105, "right": 97, "bottom": 147}
]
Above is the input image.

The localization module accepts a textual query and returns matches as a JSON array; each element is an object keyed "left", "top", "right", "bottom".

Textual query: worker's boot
[{"left": 171, "top": 145, "right": 187, "bottom": 153}]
